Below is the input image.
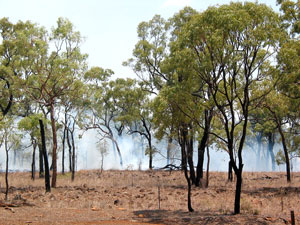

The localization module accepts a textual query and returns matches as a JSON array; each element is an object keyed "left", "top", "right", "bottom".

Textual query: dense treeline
[{"left": 0, "top": 0, "right": 299, "bottom": 214}]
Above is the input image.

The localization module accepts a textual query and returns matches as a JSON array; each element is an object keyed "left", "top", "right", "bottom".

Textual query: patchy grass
[{"left": 0, "top": 170, "right": 298, "bottom": 224}]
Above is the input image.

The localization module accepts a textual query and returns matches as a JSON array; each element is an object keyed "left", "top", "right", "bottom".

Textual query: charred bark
[
  {"left": 39, "top": 119, "right": 51, "bottom": 193},
  {"left": 278, "top": 125, "right": 291, "bottom": 182},
  {"left": 50, "top": 104, "right": 57, "bottom": 188},
  {"left": 228, "top": 161, "right": 233, "bottom": 182},
  {"left": 205, "top": 146, "right": 210, "bottom": 188},
  {"left": 38, "top": 143, "right": 44, "bottom": 178},
  {"left": 195, "top": 109, "right": 212, "bottom": 187},
  {"left": 31, "top": 139, "right": 37, "bottom": 180},
  {"left": 5, "top": 138, "right": 9, "bottom": 201}
]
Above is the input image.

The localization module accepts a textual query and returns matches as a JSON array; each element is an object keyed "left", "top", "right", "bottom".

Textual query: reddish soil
[{"left": 0, "top": 170, "right": 299, "bottom": 224}]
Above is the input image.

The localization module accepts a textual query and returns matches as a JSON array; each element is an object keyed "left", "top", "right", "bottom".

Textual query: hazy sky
[{"left": 0, "top": 0, "right": 279, "bottom": 79}]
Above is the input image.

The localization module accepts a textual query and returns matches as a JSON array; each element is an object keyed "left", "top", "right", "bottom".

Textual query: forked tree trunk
[
  {"left": 195, "top": 109, "right": 212, "bottom": 187},
  {"left": 179, "top": 126, "right": 194, "bottom": 212}
]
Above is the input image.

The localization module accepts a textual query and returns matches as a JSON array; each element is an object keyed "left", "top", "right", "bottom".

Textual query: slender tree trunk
[
  {"left": 278, "top": 125, "right": 291, "bottom": 182},
  {"left": 62, "top": 126, "right": 66, "bottom": 174},
  {"left": 50, "top": 104, "right": 57, "bottom": 188},
  {"left": 184, "top": 167, "right": 194, "bottom": 212},
  {"left": 179, "top": 126, "right": 194, "bottom": 212},
  {"left": 187, "top": 135, "right": 196, "bottom": 185},
  {"left": 205, "top": 146, "right": 210, "bottom": 188},
  {"left": 71, "top": 130, "right": 76, "bottom": 181},
  {"left": 31, "top": 140, "right": 37, "bottom": 180},
  {"left": 5, "top": 139, "right": 9, "bottom": 201},
  {"left": 38, "top": 143, "right": 44, "bottom": 178},
  {"left": 39, "top": 119, "right": 51, "bottom": 193},
  {"left": 148, "top": 136, "right": 153, "bottom": 169},
  {"left": 111, "top": 137, "right": 123, "bottom": 167},
  {"left": 66, "top": 129, "right": 72, "bottom": 172}
]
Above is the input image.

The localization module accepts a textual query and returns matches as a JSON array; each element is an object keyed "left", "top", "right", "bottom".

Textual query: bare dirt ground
[{"left": 0, "top": 170, "right": 299, "bottom": 224}]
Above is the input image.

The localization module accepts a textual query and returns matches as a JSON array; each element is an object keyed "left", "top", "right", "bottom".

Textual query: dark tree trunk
[
  {"left": 71, "top": 129, "right": 76, "bottom": 181},
  {"left": 38, "top": 143, "right": 44, "bottom": 178},
  {"left": 39, "top": 119, "right": 51, "bottom": 193},
  {"left": 50, "top": 104, "right": 57, "bottom": 188},
  {"left": 147, "top": 135, "right": 153, "bottom": 170},
  {"left": 278, "top": 125, "right": 291, "bottom": 182},
  {"left": 195, "top": 109, "right": 212, "bottom": 187},
  {"left": 66, "top": 129, "right": 72, "bottom": 172},
  {"left": 187, "top": 135, "right": 196, "bottom": 185},
  {"left": 228, "top": 161, "right": 233, "bottom": 182},
  {"left": 234, "top": 169, "right": 243, "bottom": 214},
  {"left": 185, "top": 167, "right": 194, "bottom": 212},
  {"left": 179, "top": 126, "right": 194, "bottom": 212},
  {"left": 5, "top": 140, "right": 9, "bottom": 201},
  {"left": 62, "top": 126, "right": 66, "bottom": 174},
  {"left": 149, "top": 148, "right": 153, "bottom": 170},
  {"left": 196, "top": 143, "right": 204, "bottom": 185},
  {"left": 31, "top": 140, "right": 37, "bottom": 180},
  {"left": 205, "top": 146, "right": 210, "bottom": 188}
]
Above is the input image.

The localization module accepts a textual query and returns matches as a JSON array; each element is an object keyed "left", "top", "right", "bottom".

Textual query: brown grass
[{"left": 0, "top": 170, "right": 299, "bottom": 224}]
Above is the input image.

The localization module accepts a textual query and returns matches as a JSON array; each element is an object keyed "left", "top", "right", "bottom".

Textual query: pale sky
[{"left": 0, "top": 0, "right": 278, "bottom": 79}]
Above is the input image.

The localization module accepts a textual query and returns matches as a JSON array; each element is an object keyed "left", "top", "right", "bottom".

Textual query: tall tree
[
  {"left": 83, "top": 67, "right": 124, "bottom": 166},
  {"left": 23, "top": 18, "right": 87, "bottom": 187},
  {"left": 0, "top": 116, "right": 21, "bottom": 200},
  {"left": 179, "top": 2, "right": 283, "bottom": 214},
  {"left": 113, "top": 78, "right": 157, "bottom": 169},
  {"left": 0, "top": 18, "right": 45, "bottom": 119}
]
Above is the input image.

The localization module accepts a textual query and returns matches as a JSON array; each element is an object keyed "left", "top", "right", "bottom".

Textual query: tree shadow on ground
[{"left": 133, "top": 209, "right": 272, "bottom": 225}]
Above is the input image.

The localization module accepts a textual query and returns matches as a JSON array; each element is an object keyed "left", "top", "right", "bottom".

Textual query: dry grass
[{"left": 0, "top": 170, "right": 299, "bottom": 224}]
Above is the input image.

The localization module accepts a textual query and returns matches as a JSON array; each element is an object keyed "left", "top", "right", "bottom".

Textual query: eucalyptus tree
[
  {"left": 278, "top": 0, "right": 300, "bottom": 35},
  {"left": 262, "top": 91, "right": 293, "bottom": 181},
  {"left": 0, "top": 116, "right": 21, "bottom": 200},
  {"left": 166, "top": 7, "right": 215, "bottom": 187},
  {"left": 18, "top": 113, "right": 46, "bottom": 180},
  {"left": 113, "top": 78, "right": 157, "bottom": 169},
  {"left": 0, "top": 18, "right": 46, "bottom": 119},
  {"left": 23, "top": 18, "right": 87, "bottom": 187},
  {"left": 59, "top": 78, "right": 87, "bottom": 180},
  {"left": 123, "top": 15, "right": 170, "bottom": 94},
  {"left": 179, "top": 2, "right": 284, "bottom": 214},
  {"left": 83, "top": 67, "right": 124, "bottom": 166}
]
